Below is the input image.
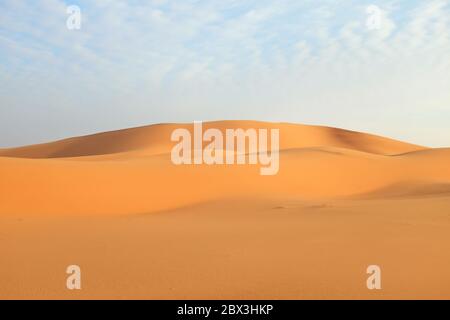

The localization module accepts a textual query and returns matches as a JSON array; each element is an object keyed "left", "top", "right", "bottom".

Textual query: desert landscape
[{"left": 1, "top": 120, "right": 450, "bottom": 299}]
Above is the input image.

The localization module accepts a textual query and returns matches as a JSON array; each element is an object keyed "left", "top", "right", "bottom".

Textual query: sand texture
[{"left": 1, "top": 121, "right": 449, "bottom": 299}]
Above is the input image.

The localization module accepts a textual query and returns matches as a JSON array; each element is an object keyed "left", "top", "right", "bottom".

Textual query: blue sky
[{"left": 0, "top": 0, "right": 449, "bottom": 147}]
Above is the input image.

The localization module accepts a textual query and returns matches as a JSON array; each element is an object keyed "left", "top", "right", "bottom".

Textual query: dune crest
[{"left": 0, "top": 121, "right": 425, "bottom": 159}]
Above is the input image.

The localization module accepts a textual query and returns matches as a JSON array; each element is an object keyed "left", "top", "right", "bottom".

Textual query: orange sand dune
[
  {"left": 0, "top": 121, "right": 424, "bottom": 159},
  {"left": 1, "top": 121, "right": 450, "bottom": 299}
]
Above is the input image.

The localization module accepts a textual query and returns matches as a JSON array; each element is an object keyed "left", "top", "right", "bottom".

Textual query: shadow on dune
[{"left": 352, "top": 182, "right": 450, "bottom": 199}]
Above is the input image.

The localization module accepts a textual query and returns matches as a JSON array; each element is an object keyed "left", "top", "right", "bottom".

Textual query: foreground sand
[{"left": 1, "top": 121, "right": 450, "bottom": 299}]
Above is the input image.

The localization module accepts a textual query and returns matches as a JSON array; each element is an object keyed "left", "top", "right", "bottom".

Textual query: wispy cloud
[{"left": 0, "top": 0, "right": 449, "bottom": 147}]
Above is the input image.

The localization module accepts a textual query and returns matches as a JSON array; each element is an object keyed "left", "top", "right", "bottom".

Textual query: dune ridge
[{"left": 0, "top": 121, "right": 425, "bottom": 159}]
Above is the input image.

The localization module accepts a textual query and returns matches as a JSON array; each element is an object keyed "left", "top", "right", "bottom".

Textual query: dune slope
[
  {"left": 0, "top": 121, "right": 425, "bottom": 158},
  {"left": 0, "top": 121, "right": 446, "bottom": 216}
]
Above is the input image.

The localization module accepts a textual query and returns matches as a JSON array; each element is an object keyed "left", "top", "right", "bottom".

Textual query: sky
[{"left": 0, "top": 0, "right": 449, "bottom": 148}]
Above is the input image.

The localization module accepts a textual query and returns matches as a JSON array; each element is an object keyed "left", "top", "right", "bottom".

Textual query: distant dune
[
  {"left": 0, "top": 121, "right": 444, "bottom": 215},
  {"left": 1, "top": 121, "right": 450, "bottom": 299},
  {"left": 0, "top": 121, "right": 425, "bottom": 158}
]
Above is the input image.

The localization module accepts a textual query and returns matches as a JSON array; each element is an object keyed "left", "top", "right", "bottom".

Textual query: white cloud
[{"left": 0, "top": 0, "right": 449, "bottom": 147}]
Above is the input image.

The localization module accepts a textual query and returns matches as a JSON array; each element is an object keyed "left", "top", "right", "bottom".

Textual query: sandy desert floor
[{"left": 1, "top": 121, "right": 450, "bottom": 299}]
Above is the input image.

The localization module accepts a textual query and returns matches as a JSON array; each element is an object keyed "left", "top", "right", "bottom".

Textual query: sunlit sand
[{"left": 1, "top": 121, "right": 449, "bottom": 299}]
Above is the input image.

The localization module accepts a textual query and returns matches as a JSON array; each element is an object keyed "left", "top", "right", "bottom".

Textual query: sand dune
[
  {"left": 0, "top": 121, "right": 424, "bottom": 159},
  {"left": 0, "top": 122, "right": 447, "bottom": 215},
  {"left": 1, "top": 121, "right": 450, "bottom": 299}
]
